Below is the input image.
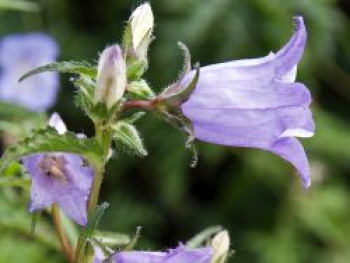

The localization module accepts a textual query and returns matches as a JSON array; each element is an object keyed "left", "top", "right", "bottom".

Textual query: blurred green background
[{"left": 0, "top": 0, "right": 350, "bottom": 262}]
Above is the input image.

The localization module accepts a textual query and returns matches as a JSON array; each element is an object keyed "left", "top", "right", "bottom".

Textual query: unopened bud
[
  {"left": 129, "top": 3, "right": 154, "bottom": 61},
  {"left": 95, "top": 45, "right": 126, "bottom": 108},
  {"left": 210, "top": 231, "right": 230, "bottom": 263}
]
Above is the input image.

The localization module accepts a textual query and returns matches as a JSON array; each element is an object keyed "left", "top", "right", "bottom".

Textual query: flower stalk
[
  {"left": 52, "top": 204, "right": 74, "bottom": 263},
  {"left": 74, "top": 122, "right": 112, "bottom": 263}
]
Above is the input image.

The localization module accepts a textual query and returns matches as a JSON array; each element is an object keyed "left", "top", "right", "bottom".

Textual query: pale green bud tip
[
  {"left": 210, "top": 230, "right": 230, "bottom": 263},
  {"left": 130, "top": 2, "right": 154, "bottom": 50},
  {"left": 95, "top": 45, "right": 127, "bottom": 108}
]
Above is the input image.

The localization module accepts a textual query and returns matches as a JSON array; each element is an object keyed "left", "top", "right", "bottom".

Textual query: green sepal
[
  {"left": 0, "top": 127, "right": 104, "bottom": 173},
  {"left": 90, "top": 102, "right": 109, "bottom": 121},
  {"left": 186, "top": 225, "right": 223, "bottom": 249},
  {"left": 123, "top": 22, "right": 151, "bottom": 81},
  {"left": 73, "top": 76, "right": 96, "bottom": 113},
  {"left": 127, "top": 79, "right": 155, "bottom": 100},
  {"left": 93, "top": 231, "right": 131, "bottom": 248},
  {"left": 127, "top": 58, "right": 148, "bottom": 81},
  {"left": 122, "top": 23, "right": 133, "bottom": 57},
  {"left": 111, "top": 121, "right": 147, "bottom": 156},
  {"left": 124, "top": 226, "right": 142, "bottom": 251},
  {"left": 156, "top": 107, "right": 198, "bottom": 167},
  {"left": 19, "top": 61, "right": 97, "bottom": 82},
  {"left": 178, "top": 41, "right": 192, "bottom": 76},
  {"left": 161, "top": 63, "right": 200, "bottom": 108}
]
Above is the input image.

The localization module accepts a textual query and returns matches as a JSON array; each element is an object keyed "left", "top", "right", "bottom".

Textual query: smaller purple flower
[
  {"left": 0, "top": 33, "right": 59, "bottom": 112},
  {"left": 22, "top": 113, "right": 93, "bottom": 225},
  {"left": 95, "top": 245, "right": 213, "bottom": 263},
  {"left": 181, "top": 16, "right": 314, "bottom": 188}
]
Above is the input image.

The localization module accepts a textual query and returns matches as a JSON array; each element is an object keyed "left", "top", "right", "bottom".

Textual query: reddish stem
[{"left": 122, "top": 98, "right": 160, "bottom": 111}]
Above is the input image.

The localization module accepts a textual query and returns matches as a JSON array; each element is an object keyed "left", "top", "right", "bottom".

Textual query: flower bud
[
  {"left": 95, "top": 45, "right": 126, "bottom": 108},
  {"left": 129, "top": 3, "right": 154, "bottom": 61},
  {"left": 210, "top": 231, "right": 230, "bottom": 263}
]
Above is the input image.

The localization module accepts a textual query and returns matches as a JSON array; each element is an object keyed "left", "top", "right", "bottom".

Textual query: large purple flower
[
  {"left": 22, "top": 113, "right": 93, "bottom": 225},
  {"left": 95, "top": 245, "right": 213, "bottom": 263},
  {"left": 181, "top": 16, "right": 314, "bottom": 188},
  {"left": 0, "top": 33, "right": 59, "bottom": 112}
]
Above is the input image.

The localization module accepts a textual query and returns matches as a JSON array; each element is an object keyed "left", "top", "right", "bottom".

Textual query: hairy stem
[
  {"left": 52, "top": 204, "right": 74, "bottom": 262},
  {"left": 74, "top": 122, "right": 111, "bottom": 263}
]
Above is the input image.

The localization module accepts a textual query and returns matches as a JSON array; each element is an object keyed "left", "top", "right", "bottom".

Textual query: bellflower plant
[
  {"left": 0, "top": 33, "right": 59, "bottom": 111},
  {"left": 0, "top": 3, "right": 313, "bottom": 263},
  {"left": 22, "top": 113, "right": 94, "bottom": 225}
]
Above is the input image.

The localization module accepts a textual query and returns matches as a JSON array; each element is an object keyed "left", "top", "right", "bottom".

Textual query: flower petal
[
  {"left": 163, "top": 246, "right": 213, "bottom": 263},
  {"left": 0, "top": 33, "right": 59, "bottom": 112},
  {"left": 270, "top": 137, "right": 311, "bottom": 188},
  {"left": 48, "top": 112, "right": 67, "bottom": 134},
  {"left": 22, "top": 154, "right": 54, "bottom": 211},
  {"left": 274, "top": 16, "right": 307, "bottom": 76},
  {"left": 57, "top": 192, "right": 89, "bottom": 226},
  {"left": 184, "top": 106, "right": 313, "bottom": 187},
  {"left": 112, "top": 251, "right": 166, "bottom": 263}
]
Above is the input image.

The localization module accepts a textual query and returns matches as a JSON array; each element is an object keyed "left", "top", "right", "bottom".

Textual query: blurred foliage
[{"left": 0, "top": 0, "right": 350, "bottom": 262}]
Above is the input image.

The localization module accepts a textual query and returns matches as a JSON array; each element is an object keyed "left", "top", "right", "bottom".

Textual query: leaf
[
  {"left": 0, "top": 102, "right": 43, "bottom": 121},
  {"left": 0, "top": 191, "right": 60, "bottom": 250},
  {"left": 19, "top": 61, "right": 97, "bottom": 82},
  {"left": 0, "top": 177, "right": 30, "bottom": 187},
  {"left": 0, "top": 0, "right": 39, "bottom": 12},
  {"left": 186, "top": 225, "right": 223, "bottom": 249},
  {"left": 74, "top": 203, "right": 109, "bottom": 263},
  {"left": 0, "top": 127, "right": 103, "bottom": 173},
  {"left": 111, "top": 121, "right": 147, "bottom": 156}
]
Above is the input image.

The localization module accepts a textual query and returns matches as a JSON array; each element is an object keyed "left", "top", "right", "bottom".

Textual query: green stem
[
  {"left": 52, "top": 204, "right": 74, "bottom": 262},
  {"left": 73, "top": 122, "right": 112, "bottom": 263}
]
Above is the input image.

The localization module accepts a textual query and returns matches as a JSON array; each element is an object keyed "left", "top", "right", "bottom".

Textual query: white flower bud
[
  {"left": 211, "top": 230, "right": 230, "bottom": 263},
  {"left": 95, "top": 45, "right": 126, "bottom": 108},
  {"left": 129, "top": 3, "right": 154, "bottom": 59}
]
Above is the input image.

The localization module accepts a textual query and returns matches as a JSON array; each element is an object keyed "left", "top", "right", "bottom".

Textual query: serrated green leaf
[
  {"left": 0, "top": 128, "right": 103, "bottom": 173},
  {"left": 112, "top": 121, "right": 147, "bottom": 156},
  {"left": 19, "top": 61, "right": 97, "bottom": 82}
]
